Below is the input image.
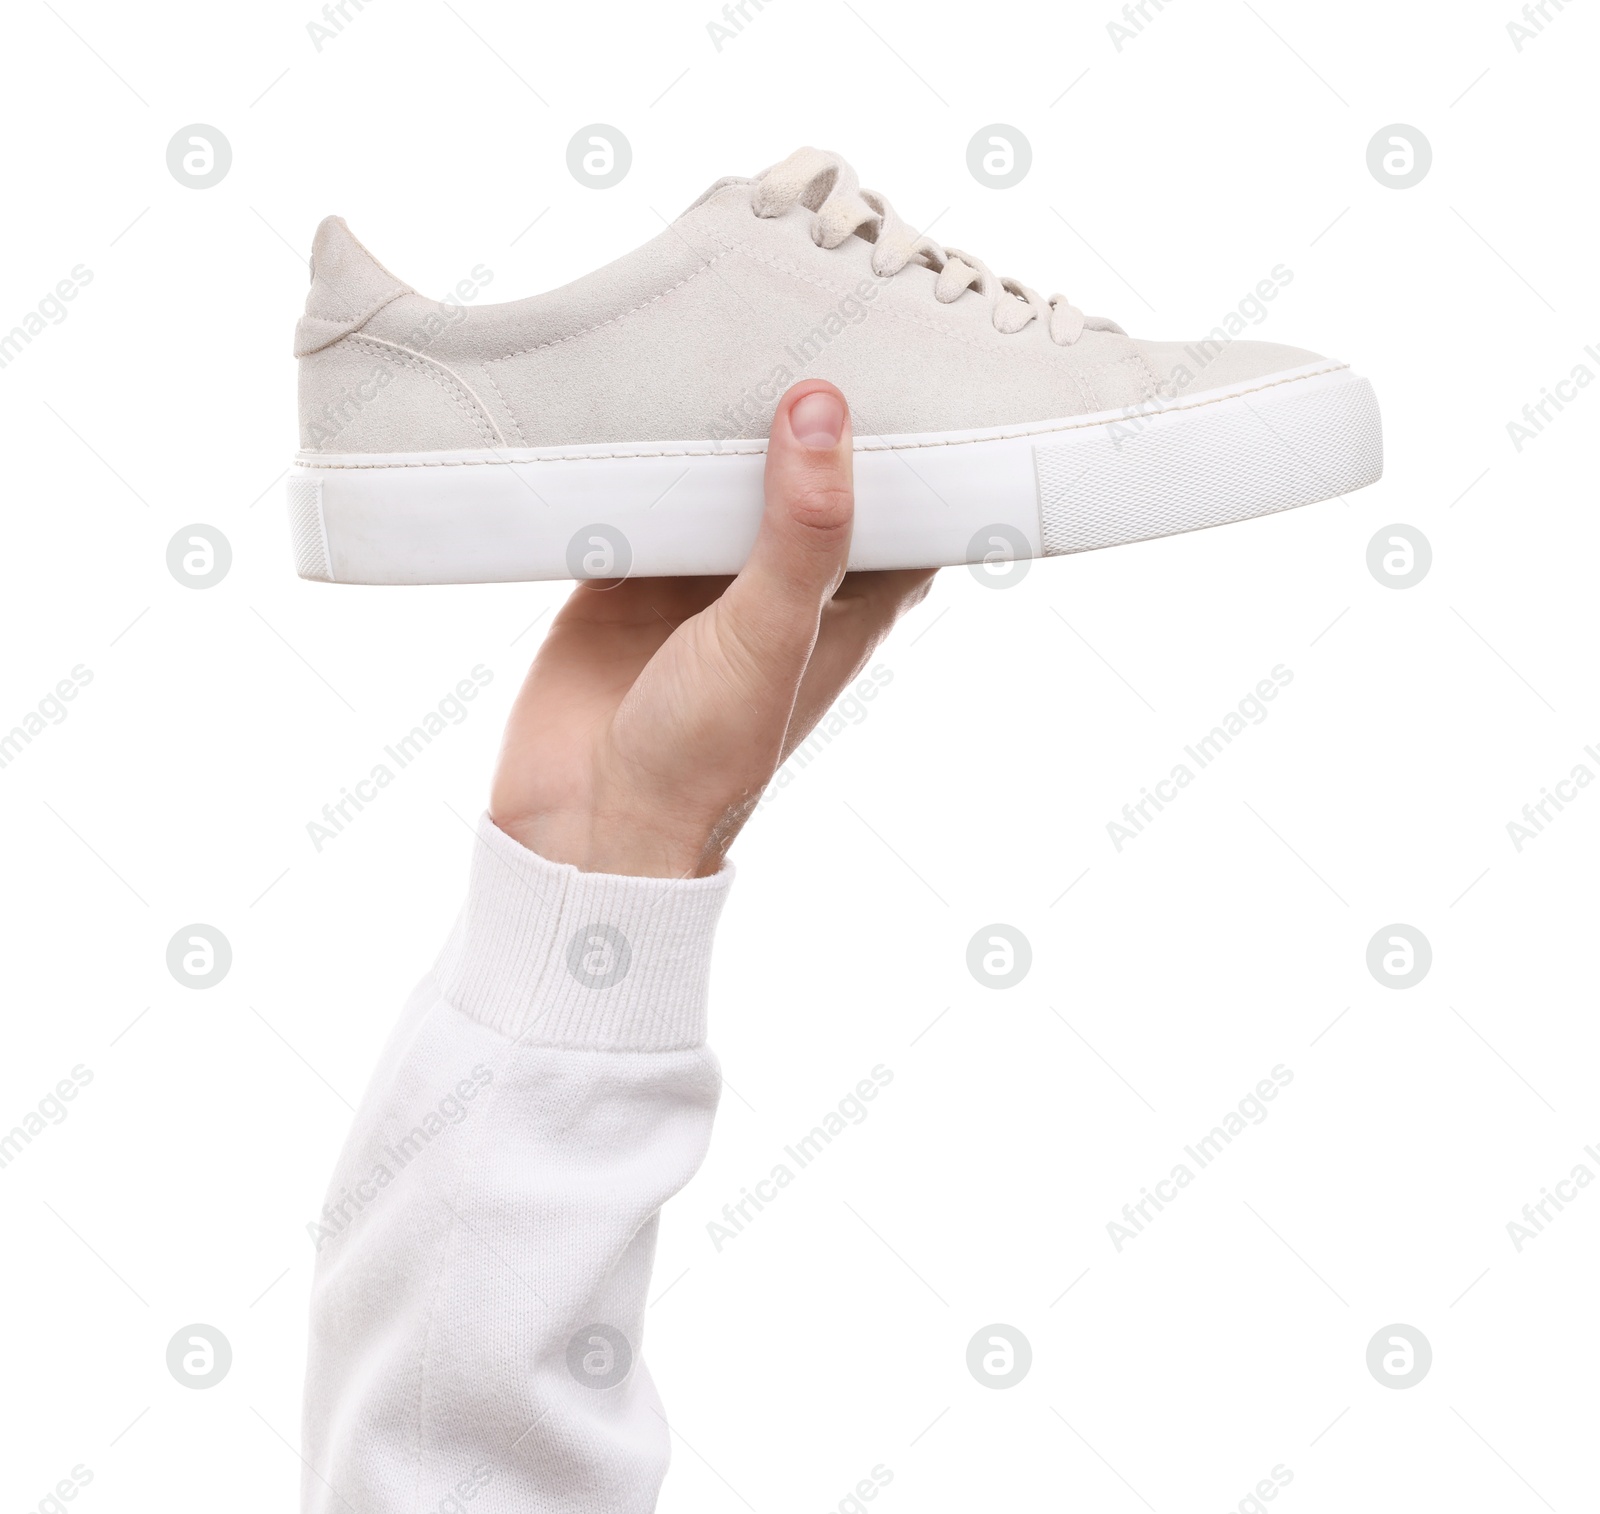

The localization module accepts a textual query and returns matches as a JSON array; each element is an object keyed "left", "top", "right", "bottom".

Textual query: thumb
[{"left": 716, "top": 381, "right": 854, "bottom": 663}]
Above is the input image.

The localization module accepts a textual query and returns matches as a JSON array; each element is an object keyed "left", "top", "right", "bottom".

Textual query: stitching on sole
[{"left": 296, "top": 363, "right": 1352, "bottom": 469}]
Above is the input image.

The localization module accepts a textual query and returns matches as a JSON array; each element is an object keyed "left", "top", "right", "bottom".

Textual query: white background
[{"left": 2, "top": 0, "right": 1597, "bottom": 1509}]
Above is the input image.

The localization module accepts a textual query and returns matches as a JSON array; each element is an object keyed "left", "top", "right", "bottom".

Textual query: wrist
[
  {"left": 439, "top": 812, "right": 734, "bottom": 1049},
  {"left": 490, "top": 805, "right": 728, "bottom": 880}
]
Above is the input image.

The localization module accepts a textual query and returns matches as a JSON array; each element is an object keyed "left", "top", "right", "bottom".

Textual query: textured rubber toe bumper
[
  {"left": 1035, "top": 364, "right": 1383, "bottom": 555},
  {"left": 287, "top": 362, "right": 1381, "bottom": 585}
]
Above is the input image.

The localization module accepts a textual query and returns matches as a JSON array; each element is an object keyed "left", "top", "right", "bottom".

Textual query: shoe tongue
[
  {"left": 680, "top": 148, "right": 857, "bottom": 220},
  {"left": 678, "top": 173, "right": 755, "bottom": 218}
]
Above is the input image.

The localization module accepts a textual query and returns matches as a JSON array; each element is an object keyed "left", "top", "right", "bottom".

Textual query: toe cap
[{"left": 1134, "top": 338, "right": 1330, "bottom": 397}]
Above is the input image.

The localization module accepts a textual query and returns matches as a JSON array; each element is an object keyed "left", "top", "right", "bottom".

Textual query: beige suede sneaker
[{"left": 287, "top": 146, "right": 1381, "bottom": 585}]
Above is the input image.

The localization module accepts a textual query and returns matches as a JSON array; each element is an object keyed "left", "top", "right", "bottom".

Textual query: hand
[{"left": 490, "top": 381, "right": 935, "bottom": 878}]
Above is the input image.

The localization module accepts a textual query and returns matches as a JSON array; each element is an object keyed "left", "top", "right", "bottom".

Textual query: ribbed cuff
[{"left": 433, "top": 814, "right": 734, "bottom": 1051}]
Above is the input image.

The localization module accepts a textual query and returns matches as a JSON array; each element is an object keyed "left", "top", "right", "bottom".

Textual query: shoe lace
[{"left": 751, "top": 147, "right": 1087, "bottom": 347}]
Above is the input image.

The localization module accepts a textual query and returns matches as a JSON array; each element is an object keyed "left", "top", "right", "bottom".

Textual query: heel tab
[{"left": 293, "top": 216, "right": 414, "bottom": 358}]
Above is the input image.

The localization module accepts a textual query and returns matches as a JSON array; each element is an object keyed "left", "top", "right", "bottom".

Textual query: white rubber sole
[{"left": 286, "top": 361, "right": 1381, "bottom": 585}]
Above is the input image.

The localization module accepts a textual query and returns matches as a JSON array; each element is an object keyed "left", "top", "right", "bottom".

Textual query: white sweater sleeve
[{"left": 301, "top": 814, "right": 732, "bottom": 1514}]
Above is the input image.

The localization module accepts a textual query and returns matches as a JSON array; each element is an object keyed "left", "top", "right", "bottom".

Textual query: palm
[{"left": 493, "top": 569, "right": 930, "bottom": 876}]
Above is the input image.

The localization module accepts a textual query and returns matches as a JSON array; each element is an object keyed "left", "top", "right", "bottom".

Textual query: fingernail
[{"left": 789, "top": 390, "right": 846, "bottom": 449}]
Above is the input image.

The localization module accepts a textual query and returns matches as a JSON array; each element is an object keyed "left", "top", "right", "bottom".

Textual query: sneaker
[{"left": 287, "top": 146, "right": 1381, "bottom": 585}]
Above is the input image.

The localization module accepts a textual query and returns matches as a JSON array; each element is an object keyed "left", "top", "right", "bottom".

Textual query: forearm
[{"left": 301, "top": 815, "right": 731, "bottom": 1512}]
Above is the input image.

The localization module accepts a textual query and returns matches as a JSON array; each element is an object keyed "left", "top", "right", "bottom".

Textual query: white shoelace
[{"left": 750, "top": 146, "right": 1089, "bottom": 347}]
